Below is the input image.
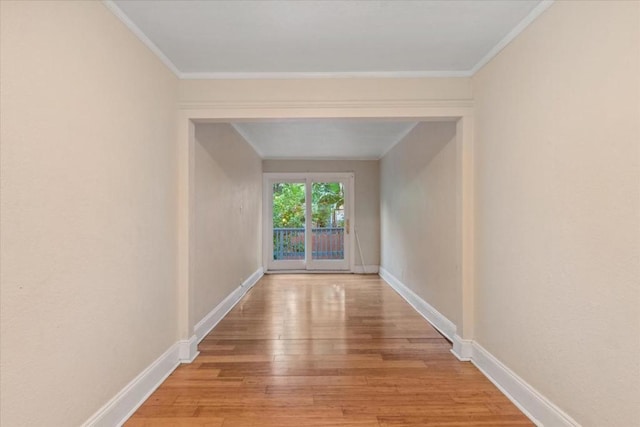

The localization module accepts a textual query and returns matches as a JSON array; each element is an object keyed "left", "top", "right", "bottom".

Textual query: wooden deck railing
[{"left": 273, "top": 227, "right": 344, "bottom": 260}]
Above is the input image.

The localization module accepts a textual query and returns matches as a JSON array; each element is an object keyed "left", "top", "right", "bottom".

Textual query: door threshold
[{"left": 265, "top": 270, "right": 353, "bottom": 275}]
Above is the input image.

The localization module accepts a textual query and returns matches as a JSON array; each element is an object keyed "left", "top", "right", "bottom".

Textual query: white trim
[
  {"left": 353, "top": 265, "right": 379, "bottom": 274},
  {"left": 451, "top": 335, "right": 473, "bottom": 361},
  {"left": 378, "top": 122, "right": 419, "bottom": 159},
  {"left": 82, "top": 268, "right": 264, "bottom": 426},
  {"left": 378, "top": 267, "right": 456, "bottom": 341},
  {"left": 104, "top": 0, "right": 552, "bottom": 80},
  {"left": 470, "top": 1, "right": 555, "bottom": 75},
  {"left": 349, "top": 174, "right": 358, "bottom": 273},
  {"left": 265, "top": 269, "right": 353, "bottom": 274},
  {"left": 82, "top": 343, "right": 181, "bottom": 427},
  {"left": 262, "top": 177, "right": 270, "bottom": 271},
  {"left": 181, "top": 99, "right": 474, "bottom": 111},
  {"left": 194, "top": 267, "right": 264, "bottom": 343},
  {"left": 178, "top": 335, "right": 199, "bottom": 363},
  {"left": 101, "top": 1, "right": 181, "bottom": 77},
  {"left": 180, "top": 70, "right": 472, "bottom": 80},
  {"left": 262, "top": 173, "right": 354, "bottom": 273},
  {"left": 377, "top": 268, "right": 578, "bottom": 427},
  {"left": 262, "top": 156, "right": 381, "bottom": 161},
  {"left": 471, "top": 342, "right": 579, "bottom": 427}
]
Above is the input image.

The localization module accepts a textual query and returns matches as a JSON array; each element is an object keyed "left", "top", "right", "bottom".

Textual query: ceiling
[
  {"left": 107, "top": 0, "right": 550, "bottom": 159},
  {"left": 232, "top": 120, "right": 419, "bottom": 159},
  {"left": 108, "top": 0, "right": 548, "bottom": 78}
]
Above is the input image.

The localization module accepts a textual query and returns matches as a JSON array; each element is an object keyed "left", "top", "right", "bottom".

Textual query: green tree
[
  {"left": 272, "top": 183, "right": 305, "bottom": 228},
  {"left": 312, "top": 182, "right": 344, "bottom": 228},
  {"left": 272, "top": 182, "right": 344, "bottom": 229}
]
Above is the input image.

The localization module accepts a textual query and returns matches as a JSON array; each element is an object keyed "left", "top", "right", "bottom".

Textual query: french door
[{"left": 264, "top": 173, "right": 353, "bottom": 271}]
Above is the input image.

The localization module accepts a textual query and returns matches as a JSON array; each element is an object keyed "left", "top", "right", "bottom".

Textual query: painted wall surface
[
  {"left": 263, "top": 160, "right": 380, "bottom": 268},
  {"left": 380, "top": 123, "right": 460, "bottom": 327},
  {"left": 0, "top": 2, "right": 179, "bottom": 426},
  {"left": 193, "top": 124, "right": 262, "bottom": 327},
  {"left": 473, "top": 2, "right": 640, "bottom": 425},
  {"left": 179, "top": 78, "right": 472, "bottom": 105}
]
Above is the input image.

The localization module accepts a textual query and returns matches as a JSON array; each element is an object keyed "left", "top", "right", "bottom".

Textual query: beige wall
[
  {"left": 3, "top": 1, "right": 637, "bottom": 426},
  {"left": 192, "top": 124, "right": 263, "bottom": 327},
  {"left": 0, "top": 2, "right": 179, "bottom": 426},
  {"left": 473, "top": 2, "right": 640, "bottom": 426},
  {"left": 263, "top": 160, "right": 380, "bottom": 268},
  {"left": 380, "top": 123, "right": 460, "bottom": 326}
]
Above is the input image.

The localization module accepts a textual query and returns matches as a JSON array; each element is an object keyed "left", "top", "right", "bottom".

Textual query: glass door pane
[
  {"left": 272, "top": 182, "right": 306, "bottom": 264},
  {"left": 311, "top": 182, "right": 345, "bottom": 262}
]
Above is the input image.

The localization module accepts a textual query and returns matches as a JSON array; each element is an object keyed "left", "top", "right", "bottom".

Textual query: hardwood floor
[{"left": 126, "top": 274, "right": 532, "bottom": 426}]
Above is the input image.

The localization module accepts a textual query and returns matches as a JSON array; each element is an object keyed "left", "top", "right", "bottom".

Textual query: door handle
[{"left": 346, "top": 219, "right": 350, "bottom": 234}]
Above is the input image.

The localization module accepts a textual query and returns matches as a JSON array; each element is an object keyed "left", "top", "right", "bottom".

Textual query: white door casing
[{"left": 263, "top": 172, "right": 354, "bottom": 272}]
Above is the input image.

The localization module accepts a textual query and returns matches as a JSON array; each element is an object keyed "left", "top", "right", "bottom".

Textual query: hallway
[{"left": 127, "top": 275, "right": 532, "bottom": 426}]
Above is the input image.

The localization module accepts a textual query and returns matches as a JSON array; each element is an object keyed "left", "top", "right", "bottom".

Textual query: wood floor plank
[
  {"left": 126, "top": 417, "right": 225, "bottom": 427},
  {"left": 126, "top": 274, "right": 533, "bottom": 426}
]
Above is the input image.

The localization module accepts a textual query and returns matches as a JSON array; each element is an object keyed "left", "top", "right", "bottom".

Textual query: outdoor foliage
[
  {"left": 272, "top": 182, "right": 344, "bottom": 229},
  {"left": 311, "top": 182, "right": 344, "bottom": 227},
  {"left": 272, "top": 183, "right": 305, "bottom": 228}
]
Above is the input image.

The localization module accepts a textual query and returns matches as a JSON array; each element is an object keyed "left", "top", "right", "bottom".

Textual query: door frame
[{"left": 262, "top": 172, "right": 355, "bottom": 273}]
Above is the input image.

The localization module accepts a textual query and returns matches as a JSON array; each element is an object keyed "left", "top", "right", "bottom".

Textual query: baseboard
[
  {"left": 266, "top": 270, "right": 351, "bottom": 274},
  {"left": 471, "top": 343, "right": 579, "bottom": 427},
  {"left": 194, "top": 266, "right": 264, "bottom": 343},
  {"left": 377, "top": 267, "right": 578, "bottom": 426},
  {"left": 82, "top": 267, "right": 264, "bottom": 427},
  {"left": 82, "top": 342, "right": 181, "bottom": 427},
  {"left": 451, "top": 335, "right": 473, "bottom": 361},
  {"left": 178, "top": 335, "right": 199, "bottom": 363},
  {"left": 378, "top": 266, "right": 456, "bottom": 341},
  {"left": 84, "top": 266, "right": 576, "bottom": 427},
  {"left": 353, "top": 264, "right": 379, "bottom": 274}
]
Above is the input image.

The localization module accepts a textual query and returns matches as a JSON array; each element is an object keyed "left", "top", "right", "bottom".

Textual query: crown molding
[
  {"left": 105, "top": 0, "right": 554, "bottom": 80},
  {"left": 102, "top": 0, "right": 181, "bottom": 78},
  {"left": 180, "top": 70, "right": 472, "bottom": 80},
  {"left": 470, "top": 0, "right": 555, "bottom": 75}
]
